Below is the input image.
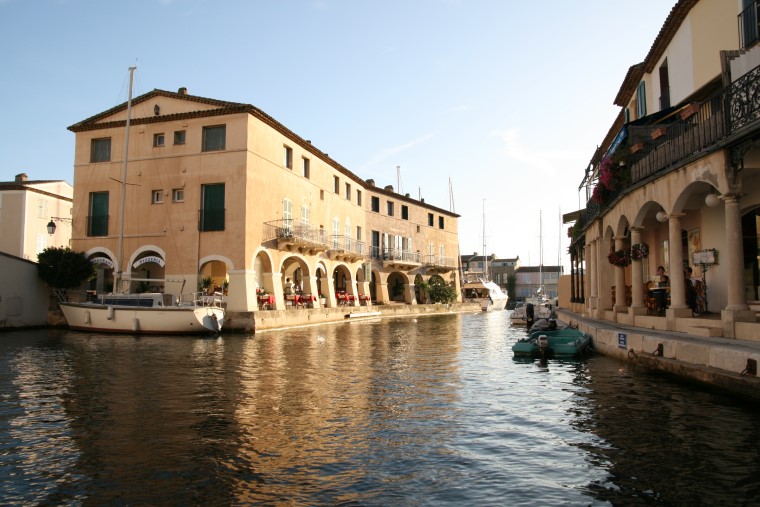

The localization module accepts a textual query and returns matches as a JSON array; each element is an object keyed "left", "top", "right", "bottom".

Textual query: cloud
[
  {"left": 363, "top": 132, "right": 436, "bottom": 168},
  {"left": 494, "top": 128, "right": 586, "bottom": 177}
]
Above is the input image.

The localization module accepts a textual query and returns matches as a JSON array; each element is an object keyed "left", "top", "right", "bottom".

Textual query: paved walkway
[{"left": 557, "top": 309, "right": 760, "bottom": 400}]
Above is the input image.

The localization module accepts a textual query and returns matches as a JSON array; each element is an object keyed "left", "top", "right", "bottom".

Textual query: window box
[{"left": 651, "top": 127, "right": 667, "bottom": 140}]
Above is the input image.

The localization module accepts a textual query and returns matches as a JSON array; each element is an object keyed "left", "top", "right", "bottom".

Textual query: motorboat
[
  {"left": 462, "top": 274, "right": 509, "bottom": 311},
  {"left": 512, "top": 319, "right": 592, "bottom": 358},
  {"left": 509, "top": 300, "right": 553, "bottom": 325}
]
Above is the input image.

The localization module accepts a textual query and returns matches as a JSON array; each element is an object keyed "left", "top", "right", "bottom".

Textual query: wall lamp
[
  {"left": 47, "top": 217, "right": 73, "bottom": 235},
  {"left": 656, "top": 211, "right": 668, "bottom": 223}
]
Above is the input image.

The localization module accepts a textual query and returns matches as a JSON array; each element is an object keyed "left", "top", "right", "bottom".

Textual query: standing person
[
  {"left": 284, "top": 277, "right": 294, "bottom": 295},
  {"left": 684, "top": 266, "right": 698, "bottom": 315},
  {"left": 654, "top": 266, "right": 669, "bottom": 315}
]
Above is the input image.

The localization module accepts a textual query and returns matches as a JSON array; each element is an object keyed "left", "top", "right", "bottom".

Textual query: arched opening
[
  {"left": 387, "top": 272, "right": 406, "bottom": 302},
  {"left": 131, "top": 252, "right": 167, "bottom": 293},
  {"left": 199, "top": 259, "right": 227, "bottom": 295},
  {"left": 742, "top": 207, "right": 760, "bottom": 301},
  {"left": 87, "top": 254, "right": 115, "bottom": 293}
]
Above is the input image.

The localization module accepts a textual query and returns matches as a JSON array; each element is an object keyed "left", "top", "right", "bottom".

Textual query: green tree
[
  {"left": 37, "top": 247, "right": 94, "bottom": 289},
  {"left": 417, "top": 277, "right": 458, "bottom": 304},
  {"left": 506, "top": 274, "right": 516, "bottom": 302}
]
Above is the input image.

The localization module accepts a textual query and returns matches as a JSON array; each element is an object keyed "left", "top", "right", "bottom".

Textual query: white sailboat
[
  {"left": 57, "top": 66, "right": 225, "bottom": 334},
  {"left": 463, "top": 200, "right": 509, "bottom": 311},
  {"left": 510, "top": 211, "right": 552, "bottom": 325}
]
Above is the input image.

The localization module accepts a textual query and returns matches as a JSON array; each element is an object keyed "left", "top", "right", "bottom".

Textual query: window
[
  {"left": 302, "top": 157, "right": 310, "bottom": 178},
  {"left": 357, "top": 190, "right": 362, "bottom": 206},
  {"left": 202, "top": 125, "right": 226, "bottom": 152},
  {"left": 401, "top": 205, "right": 409, "bottom": 220},
  {"left": 428, "top": 213, "right": 434, "bottom": 226},
  {"left": 172, "top": 188, "right": 184, "bottom": 202},
  {"left": 371, "top": 196, "right": 380, "bottom": 212},
  {"left": 438, "top": 216, "right": 444, "bottom": 229},
  {"left": 334, "top": 176, "right": 340, "bottom": 194},
  {"left": 345, "top": 183, "right": 351, "bottom": 200},
  {"left": 91, "top": 138, "right": 111, "bottom": 162},
  {"left": 153, "top": 133, "right": 165, "bottom": 147},
  {"left": 88, "top": 191, "right": 109, "bottom": 236},
  {"left": 200, "top": 184, "right": 225, "bottom": 231},
  {"left": 356, "top": 225, "right": 362, "bottom": 242},
  {"left": 284, "top": 145, "right": 293, "bottom": 169},
  {"left": 36, "top": 233, "right": 47, "bottom": 255},
  {"left": 658, "top": 59, "right": 670, "bottom": 110},
  {"left": 320, "top": 189, "right": 325, "bottom": 200},
  {"left": 283, "top": 198, "right": 293, "bottom": 234},
  {"left": 152, "top": 190, "right": 164, "bottom": 204},
  {"left": 387, "top": 201, "right": 394, "bottom": 216},
  {"left": 301, "top": 205, "right": 310, "bottom": 226},
  {"left": 636, "top": 81, "right": 647, "bottom": 118},
  {"left": 174, "top": 130, "right": 186, "bottom": 145},
  {"left": 332, "top": 218, "right": 340, "bottom": 248},
  {"left": 37, "top": 198, "right": 48, "bottom": 218}
]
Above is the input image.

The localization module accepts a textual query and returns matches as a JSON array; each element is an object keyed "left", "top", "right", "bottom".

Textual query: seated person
[
  {"left": 653, "top": 266, "right": 669, "bottom": 314},
  {"left": 684, "top": 267, "right": 698, "bottom": 314}
]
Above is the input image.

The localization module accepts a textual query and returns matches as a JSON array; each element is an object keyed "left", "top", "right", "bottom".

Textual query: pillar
[
  {"left": 667, "top": 213, "right": 687, "bottom": 309},
  {"left": 724, "top": 194, "right": 750, "bottom": 311},
  {"left": 629, "top": 227, "right": 645, "bottom": 312},
  {"left": 589, "top": 239, "right": 598, "bottom": 311},
  {"left": 613, "top": 236, "right": 627, "bottom": 312}
]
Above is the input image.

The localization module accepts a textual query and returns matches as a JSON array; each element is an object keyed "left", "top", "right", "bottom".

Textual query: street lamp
[{"left": 47, "top": 217, "right": 73, "bottom": 235}]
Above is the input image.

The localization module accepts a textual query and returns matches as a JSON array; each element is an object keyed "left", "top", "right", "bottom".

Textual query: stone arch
[
  {"left": 128, "top": 246, "right": 168, "bottom": 293},
  {"left": 84, "top": 247, "right": 116, "bottom": 293},
  {"left": 386, "top": 271, "right": 411, "bottom": 302},
  {"left": 280, "top": 253, "right": 313, "bottom": 295},
  {"left": 253, "top": 249, "right": 275, "bottom": 292}
]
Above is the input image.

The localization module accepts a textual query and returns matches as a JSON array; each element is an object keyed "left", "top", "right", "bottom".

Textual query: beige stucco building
[
  {"left": 68, "top": 87, "right": 460, "bottom": 314},
  {"left": 566, "top": 0, "right": 760, "bottom": 340},
  {"left": 0, "top": 173, "right": 73, "bottom": 262}
]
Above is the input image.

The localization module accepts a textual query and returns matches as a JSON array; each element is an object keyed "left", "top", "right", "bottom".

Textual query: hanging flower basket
[
  {"left": 608, "top": 249, "right": 631, "bottom": 267},
  {"left": 631, "top": 242, "right": 649, "bottom": 260}
]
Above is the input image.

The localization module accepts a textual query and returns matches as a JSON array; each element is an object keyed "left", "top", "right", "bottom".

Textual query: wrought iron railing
[
  {"left": 87, "top": 215, "right": 109, "bottom": 236},
  {"left": 423, "top": 255, "right": 457, "bottom": 269},
  {"left": 328, "top": 235, "right": 366, "bottom": 256},
  {"left": 262, "top": 219, "right": 328, "bottom": 246},
  {"left": 573, "top": 66, "right": 760, "bottom": 243},
  {"left": 370, "top": 247, "right": 421, "bottom": 263}
]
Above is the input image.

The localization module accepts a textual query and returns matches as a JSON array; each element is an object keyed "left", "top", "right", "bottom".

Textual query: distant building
[
  {"left": 0, "top": 173, "right": 73, "bottom": 262},
  {"left": 515, "top": 265, "right": 563, "bottom": 301},
  {"left": 491, "top": 256, "right": 520, "bottom": 289}
]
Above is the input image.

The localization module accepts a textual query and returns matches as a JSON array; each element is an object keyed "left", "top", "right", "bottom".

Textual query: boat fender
[
  {"left": 107, "top": 306, "right": 114, "bottom": 320},
  {"left": 84, "top": 310, "right": 91, "bottom": 325},
  {"left": 132, "top": 318, "right": 140, "bottom": 332}
]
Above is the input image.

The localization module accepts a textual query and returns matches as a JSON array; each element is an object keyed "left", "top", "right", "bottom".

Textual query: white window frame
[{"left": 152, "top": 190, "right": 164, "bottom": 204}]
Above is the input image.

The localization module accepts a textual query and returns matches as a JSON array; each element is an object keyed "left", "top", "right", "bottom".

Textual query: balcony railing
[
  {"left": 739, "top": 0, "right": 760, "bottom": 49},
  {"left": 327, "top": 235, "right": 366, "bottom": 260},
  {"left": 573, "top": 66, "right": 760, "bottom": 243},
  {"left": 263, "top": 220, "right": 328, "bottom": 251},
  {"left": 86, "top": 215, "right": 109, "bottom": 237},
  {"left": 424, "top": 254, "right": 457, "bottom": 271}
]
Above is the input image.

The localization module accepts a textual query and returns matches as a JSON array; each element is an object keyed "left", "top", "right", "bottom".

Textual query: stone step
[{"left": 686, "top": 325, "right": 723, "bottom": 337}]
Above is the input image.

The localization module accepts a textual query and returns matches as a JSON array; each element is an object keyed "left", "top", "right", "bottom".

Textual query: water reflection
[{"left": 0, "top": 314, "right": 759, "bottom": 505}]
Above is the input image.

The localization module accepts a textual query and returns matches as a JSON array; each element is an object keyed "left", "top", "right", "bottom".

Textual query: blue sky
[{"left": 0, "top": 0, "right": 676, "bottom": 269}]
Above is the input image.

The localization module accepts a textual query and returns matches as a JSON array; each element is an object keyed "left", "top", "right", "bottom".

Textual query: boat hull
[
  {"left": 59, "top": 303, "right": 224, "bottom": 334},
  {"left": 512, "top": 329, "right": 592, "bottom": 357}
]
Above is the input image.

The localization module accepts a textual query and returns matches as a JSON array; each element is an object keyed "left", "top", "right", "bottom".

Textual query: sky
[{"left": 0, "top": 0, "right": 677, "bottom": 270}]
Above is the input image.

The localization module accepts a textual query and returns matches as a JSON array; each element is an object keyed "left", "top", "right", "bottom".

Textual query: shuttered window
[
  {"left": 88, "top": 192, "right": 109, "bottom": 236},
  {"left": 200, "top": 184, "right": 225, "bottom": 231}
]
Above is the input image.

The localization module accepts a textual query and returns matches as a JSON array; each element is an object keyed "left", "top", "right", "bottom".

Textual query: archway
[
  {"left": 199, "top": 259, "right": 227, "bottom": 295},
  {"left": 742, "top": 207, "right": 760, "bottom": 301},
  {"left": 131, "top": 251, "right": 167, "bottom": 293}
]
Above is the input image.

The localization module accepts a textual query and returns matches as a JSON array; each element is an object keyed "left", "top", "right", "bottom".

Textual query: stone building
[{"left": 67, "top": 86, "right": 460, "bottom": 313}]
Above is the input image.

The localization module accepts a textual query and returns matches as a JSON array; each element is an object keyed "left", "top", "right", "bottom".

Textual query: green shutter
[
  {"left": 89, "top": 192, "right": 109, "bottom": 236},
  {"left": 201, "top": 184, "right": 225, "bottom": 231}
]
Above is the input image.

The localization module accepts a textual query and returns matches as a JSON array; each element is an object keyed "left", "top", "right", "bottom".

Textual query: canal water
[{"left": 1, "top": 311, "right": 759, "bottom": 506}]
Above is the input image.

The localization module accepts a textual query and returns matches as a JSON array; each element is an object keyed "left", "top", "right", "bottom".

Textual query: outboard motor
[{"left": 537, "top": 333, "right": 550, "bottom": 363}]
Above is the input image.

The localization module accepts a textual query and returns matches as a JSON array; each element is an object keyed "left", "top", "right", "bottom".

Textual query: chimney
[
  {"left": 15, "top": 173, "right": 28, "bottom": 182},
  {"left": 178, "top": 87, "right": 188, "bottom": 95},
  {"left": 366, "top": 179, "right": 375, "bottom": 187},
  {"left": 384, "top": 185, "right": 394, "bottom": 192}
]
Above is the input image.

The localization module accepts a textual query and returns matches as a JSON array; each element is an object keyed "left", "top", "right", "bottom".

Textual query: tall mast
[
  {"left": 113, "top": 65, "right": 136, "bottom": 294},
  {"left": 539, "top": 210, "right": 543, "bottom": 291},
  {"left": 483, "top": 199, "right": 488, "bottom": 280}
]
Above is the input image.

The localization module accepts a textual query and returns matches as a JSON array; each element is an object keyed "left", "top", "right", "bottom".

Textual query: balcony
[
  {"left": 263, "top": 219, "right": 328, "bottom": 254},
  {"left": 327, "top": 235, "right": 367, "bottom": 262},
  {"left": 572, "top": 65, "right": 760, "bottom": 244},
  {"left": 371, "top": 247, "right": 421, "bottom": 270},
  {"left": 424, "top": 254, "right": 458, "bottom": 273}
]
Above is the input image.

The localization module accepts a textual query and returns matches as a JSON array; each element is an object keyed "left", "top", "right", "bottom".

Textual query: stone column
[
  {"left": 570, "top": 249, "right": 576, "bottom": 303},
  {"left": 724, "top": 194, "right": 750, "bottom": 311},
  {"left": 320, "top": 273, "right": 335, "bottom": 308},
  {"left": 579, "top": 244, "right": 585, "bottom": 303},
  {"left": 307, "top": 275, "right": 320, "bottom": 308},
  {"left": 667, "top": 213, "right": 687, "bottom": 310},
  {"left": 613, "top": 236, "right": 628, "bottom": 313},
  {"left": 588, "top": 239, "right": 598, "bottom": 311},
  {"left": 629, "top": 227, "right": 645, "bottom": 315},
  {"left": 265, "top": 272, "right": 284, "bottom": 310},
  {"left": 226, "top": 269, "right": 257, "bottom": 312}
]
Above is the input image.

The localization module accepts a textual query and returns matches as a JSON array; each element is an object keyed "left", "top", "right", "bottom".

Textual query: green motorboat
[{"left": 512, "top": 325, "right": 592, "bottom": 358}]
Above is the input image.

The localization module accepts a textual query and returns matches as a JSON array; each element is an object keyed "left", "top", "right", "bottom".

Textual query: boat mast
[
  {"left": 113, "top": 65, "right": 136, "bottom": 294},
  {"left": 482, "top": 199, "right": 488, "bottom": 280},
  {"left": 539, "top": 210, "right": 543, "bottom": 295}
]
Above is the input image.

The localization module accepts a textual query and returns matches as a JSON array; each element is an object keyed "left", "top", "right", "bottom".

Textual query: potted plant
[{"left": 200, "top": 276, "right": 212, "bottom": 294}]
